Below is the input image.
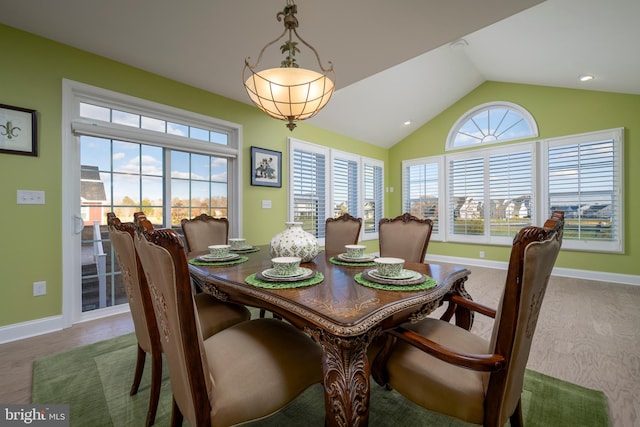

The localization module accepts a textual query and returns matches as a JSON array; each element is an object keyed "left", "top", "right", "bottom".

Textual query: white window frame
[
  {"left": 289, "top": 138, "right": 331, "bottom": 245},
  {"left": 446, "top": 101, "right": 538, "bottom": 151},
  {"left": 540, "top": 128, "right": 624, "bottom": 253},
  {"left": 62, "top": 79, "right": 243, "bottom": 325},
  {"left": 361, "top": 157, "right": 384, "bottom": 240},
  {"left": 331, "top": 150, "right": 362, "bottom": 220},
  {"left": 288, "top": 137, "right": 384, "bottom": 245},
  {"left": 445, "top": 142, "right": 536, "bottom": 245},
  {"left": 403, "top": 128, "right": 623, "bottom": 253},
  {"left": 402, "top": 156, "right": 445, "bottom": 241}
]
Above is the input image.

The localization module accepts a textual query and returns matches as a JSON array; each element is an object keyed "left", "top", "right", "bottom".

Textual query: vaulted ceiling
[{"left": 2, "top": 0, "right": 639, "bottom": 147}]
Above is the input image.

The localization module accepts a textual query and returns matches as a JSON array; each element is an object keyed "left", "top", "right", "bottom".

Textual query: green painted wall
[
  {"left": 0, "top": 24, "right": 385, "bottom": 327},
  {"left": 389, "top": 81, "right": 640, "bottom": 276},
  {"left": 1, "top": 23, "right": 637, "bottom": 330}
]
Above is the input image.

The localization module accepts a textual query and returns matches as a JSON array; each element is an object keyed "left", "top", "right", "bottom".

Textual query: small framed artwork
[
  {"left": 0, "top": 103, "right": 37, "bottom": 157},
  {"left": 251, "top": 146, "right": 282, "bottom": 187}
]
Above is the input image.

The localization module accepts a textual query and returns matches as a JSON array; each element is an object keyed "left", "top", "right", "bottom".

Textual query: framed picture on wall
[
  {"left": 0, "top": 103, "right": 38, "bottom": 157},
  {"left": 251, "top": 146, "right": 282, "bottom": 187}
]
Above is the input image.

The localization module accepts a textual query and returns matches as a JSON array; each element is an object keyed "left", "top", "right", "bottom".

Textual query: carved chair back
[
  {"left": 484, "top": 211, "right": 564, "bottom": 424},
  {"left": 324, "top": 213, "right": 363, "bottom": 255},
  {"left": 180, "top": 213, "right": 229, "bottom": 253},
  {"left": 379, "top": 213, "right": 433, "bottom": 263}
]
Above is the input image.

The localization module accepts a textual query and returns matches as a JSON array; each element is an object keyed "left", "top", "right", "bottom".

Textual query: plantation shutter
[
  {"left": 448, "top": 156, "right": 485, "bottom": 237},
  {"left": 547, "top": 139, "right": 616, "bottom": 241},
  {"left": 363, "top": 162, "right": 383, "bottom": 235},
  {"left": 488, "top": 149, "right": 533, "bottom": 237},
  {"left": 403, "top": 161, "right": 440, "bottom": 234},
  {"left": 332, "top": 157, "right": 359, "bottom": 217},
  {"left": 292, "top": 148, "right": 327, "bottom": 238}
]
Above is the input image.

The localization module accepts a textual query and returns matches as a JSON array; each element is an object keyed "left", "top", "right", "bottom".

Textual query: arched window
[{"left": 446, "top": 101, "right": 538, "bottom": 150}]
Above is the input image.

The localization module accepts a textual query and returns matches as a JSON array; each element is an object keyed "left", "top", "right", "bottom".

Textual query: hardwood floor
[{"left": 1, "top": 265, "right": 638, "bottom": 427}]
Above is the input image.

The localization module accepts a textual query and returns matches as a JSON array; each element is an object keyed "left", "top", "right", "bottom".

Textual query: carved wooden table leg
[{"left": 307, "top": 328, "right": 379, "bottom": 427}]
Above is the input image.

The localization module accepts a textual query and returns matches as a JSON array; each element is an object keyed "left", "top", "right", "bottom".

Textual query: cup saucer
[
  {"left": 230, "top": 245, "right": 254, "bottom": 252},
  {"left": 336, "top": 253, "right": 376, "bottom": 263},
  {"left": 262, "top": 267, "right": 306, "bottom": 278},
  {"left": 258, "top": 267, "right": 315, "bottom": 282},
  {"left": 197, "top": 253, "right": 240, "bottom": 262},
  {"left": 369, "top": 268, "right": 419, "bottom": 280}
]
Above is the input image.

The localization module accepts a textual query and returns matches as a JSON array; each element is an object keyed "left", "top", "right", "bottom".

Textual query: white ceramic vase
[{"left": 270, "top": 222, "right": 319, "bottom": 262}]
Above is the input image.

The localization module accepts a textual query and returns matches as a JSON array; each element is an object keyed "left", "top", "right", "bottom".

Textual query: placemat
[
  {"left": 188, "top": 256, "right": 249, "bottom": 266},
  {"left": 354, "top": 272, "right": 436, "bottom": 291},
  {"left": 245, "top": 272, "right": 324, "bottom": 289},
  {"left": 329, "top": 257, "right": 376, "bottom": 267}
]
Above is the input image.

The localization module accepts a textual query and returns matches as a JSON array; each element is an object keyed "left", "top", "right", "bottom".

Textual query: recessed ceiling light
[
  {"left": 403, "top": 120, "right": 412, "bottom": 126},
  {"left": 579, "top": 74, "right": 594, "bottom": 82}
]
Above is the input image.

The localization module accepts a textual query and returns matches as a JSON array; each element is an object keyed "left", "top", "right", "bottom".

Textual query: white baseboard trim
[
  {"left": 425, "top": 254, "right": 640, "bottom": 286},
  {"left": 0, "top": 315, "right": 66, "bottom": 345},
  {"left": 0, "top": 305, "right": 131, "bottom": 344}
]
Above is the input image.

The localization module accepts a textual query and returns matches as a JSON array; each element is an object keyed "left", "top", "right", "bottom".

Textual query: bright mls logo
[{"left": 1, "top": 405, "right": 69, "bottom": 426}]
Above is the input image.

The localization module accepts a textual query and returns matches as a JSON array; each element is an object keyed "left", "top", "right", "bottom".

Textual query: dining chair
[
  {"left": 378, "top": 213, "right": 433, "bottom": 263},
  {"left": 133, "top": 220, "right": 323, "bottom": 427},
  {"left": 324, "top": 213, "right": 363, "bottom": 255},
  {"left": 371, "top": 211, "right": 565, "bottom": 427},
  {"left": 107, "top": 213, "right": 250, "bottom": 426},
  {"left": 180, "top": 213, "right": 229, "bottom": 253}
]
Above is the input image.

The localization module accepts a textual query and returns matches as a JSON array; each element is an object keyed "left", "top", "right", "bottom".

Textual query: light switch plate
[
  {"left": 17, "top": 190, "right": 45, "bottom": 204},
  {"left": 262, "top": 200, "right": 272, "bottom": 209}
]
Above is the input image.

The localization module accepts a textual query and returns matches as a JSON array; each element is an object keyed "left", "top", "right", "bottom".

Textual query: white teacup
[
  {"left": 208, "top": 244, "right": 230, "bottom": 258},
  {"left": 228, "top": 238, "right": 247, "bottom": 250},
  {"left": 345, "top": 244, "right": 367, "bottom": 258},
  {"left": 374, "top": 257, "right": 405, "bottom": 277},
  {"left": 271, "top": 256, "right": 301, "bottom": 276}
]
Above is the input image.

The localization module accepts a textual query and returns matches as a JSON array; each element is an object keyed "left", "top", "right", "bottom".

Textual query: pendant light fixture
[{"left": 243, "top": 1, "right": 335, "bottom": 131}]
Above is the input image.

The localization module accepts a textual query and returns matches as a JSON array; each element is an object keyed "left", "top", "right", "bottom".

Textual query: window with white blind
[
  {"left": 290, "top": 142, "right": 329, "bottom": 239},
  {"left": 403, "top": 126, "right": 623, "bottom": 252},
  {"left": 541, "top": 128, "right": 623, "bottom": 253},
  {"left": 363, "top": 160, "right": 384, "bottom": 237},
  {"left": 489, "top": 149, "right": 534, "bottom": 238},
  {"left": 289, "top": 138, "right": 384, "bottom": 244},
  {"left": 332, "top": 153, "right": 359, "bottom": 218},
  {"left": 402, "top": 157, "right": 443, "bottom": 240},
  {"left": 447, "top": 143, "right": 534, "bottom": 245}
]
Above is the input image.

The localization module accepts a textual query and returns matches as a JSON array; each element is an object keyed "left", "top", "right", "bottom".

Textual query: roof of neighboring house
[{"left": 81, "top": 165, "right": 106, "bottom": 202}]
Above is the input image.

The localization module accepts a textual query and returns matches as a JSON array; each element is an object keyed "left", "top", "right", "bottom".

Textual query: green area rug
[{"left": 32, "top": 333, "right": 610, "bottom": 426}]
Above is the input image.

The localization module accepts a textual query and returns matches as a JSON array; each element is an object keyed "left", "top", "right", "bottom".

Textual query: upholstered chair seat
[
  {"left": 107, "top": 213, "right": 250, "bottom": 426},
  {"left": 204, "top": 319, "right": 323, "bottom": 426},
  {"left": 385, "top": 318, "right": 490, "bottom": 423},
  {"left": 133, "top": 218, "right": 323, "bottom": 427},
  {"left": 373, "top": 211, "right": 565, "bottom": 427}
]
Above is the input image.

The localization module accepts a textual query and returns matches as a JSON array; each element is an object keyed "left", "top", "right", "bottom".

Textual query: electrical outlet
[
  {"left": 33, "top": 281, "right": 46, "bottom": 296},
  {"left": 479, "top": 251, "right": 485, "bottom": 259}
]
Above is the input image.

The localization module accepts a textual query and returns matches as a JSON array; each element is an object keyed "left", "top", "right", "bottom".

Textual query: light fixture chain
[
  {"left": 245, "top": 28, "right": 288, "bottom": 70},
  {"left": 292, "top": 27, "right": 334, "bottom": 73}
]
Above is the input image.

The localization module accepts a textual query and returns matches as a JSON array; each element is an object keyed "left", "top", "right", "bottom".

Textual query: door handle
[{"left": 73, "top": 215, "right": 85, "bottom": 235}]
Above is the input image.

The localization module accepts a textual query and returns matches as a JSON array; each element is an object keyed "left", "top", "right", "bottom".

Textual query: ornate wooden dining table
[{"left": 188, "top": 246, "right": 471, "bottom": 427}]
